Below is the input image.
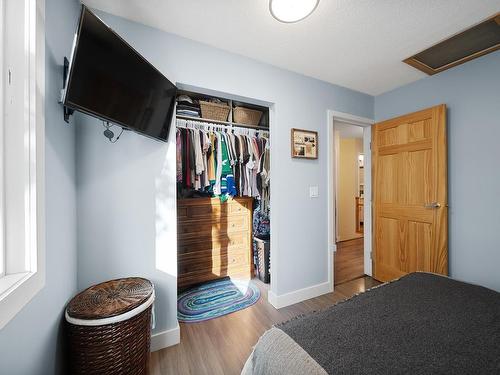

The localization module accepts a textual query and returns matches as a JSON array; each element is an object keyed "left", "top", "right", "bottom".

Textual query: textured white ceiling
[{"left": 81, "top": 0, "right": 500, "bottom": 95}]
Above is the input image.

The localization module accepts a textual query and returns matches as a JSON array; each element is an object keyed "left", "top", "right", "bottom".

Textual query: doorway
[
  {"left": 334, "top": 122, "right": 364, "bottom": 284},
  {"left": 327, "top": 111, "right": 374, "bottom": 287}
]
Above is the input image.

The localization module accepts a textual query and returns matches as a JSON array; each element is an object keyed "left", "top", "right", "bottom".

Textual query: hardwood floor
[
  {"left": 334, "top": 237, "right": 365, "bottom": 285},
  {"left": 150, "top": 276, "right": 380, "bottom": 375}
]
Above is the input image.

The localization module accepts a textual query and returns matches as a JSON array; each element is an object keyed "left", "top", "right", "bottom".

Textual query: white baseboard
[
  {"left": 268, "top": 281, "right": 333, "bottom": 309},
  {"left": 151, "top": 322, "right": 180, "bottom": 352}
]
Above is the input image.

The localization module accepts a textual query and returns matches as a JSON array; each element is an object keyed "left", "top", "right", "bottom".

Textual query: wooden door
[{"left": 372, "top": 105, "right": 447, "bottom": 282}]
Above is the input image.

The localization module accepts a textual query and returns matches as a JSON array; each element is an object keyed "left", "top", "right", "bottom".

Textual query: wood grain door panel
[
  {"left": 407, "top": 220, "right": 433, "bottom": 272},
  {"left": 373, "top": 105, "right": 448, "bottom": 282}
]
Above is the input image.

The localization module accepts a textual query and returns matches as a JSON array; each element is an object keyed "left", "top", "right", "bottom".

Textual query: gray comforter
[{"left": 242, "top": 273, "right": 500, "bottom": 374}]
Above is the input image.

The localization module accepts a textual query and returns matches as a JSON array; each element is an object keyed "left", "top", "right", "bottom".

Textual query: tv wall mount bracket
[{"left": 60, "top": 57, "right": 74, "bottom": 123}]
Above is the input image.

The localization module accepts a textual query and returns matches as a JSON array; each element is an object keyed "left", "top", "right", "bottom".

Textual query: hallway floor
[{"left": 334, "top": 237, "right": 365, "bottom": 285}]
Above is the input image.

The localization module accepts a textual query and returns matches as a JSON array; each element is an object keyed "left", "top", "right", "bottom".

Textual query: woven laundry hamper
[{"left": 65, "top": 277, "right": 155, "bottom": 375}]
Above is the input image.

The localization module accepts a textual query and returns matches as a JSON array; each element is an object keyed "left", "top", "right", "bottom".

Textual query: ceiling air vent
[{"left": 404, "top": 13, "right": 500, "bottom": 75}]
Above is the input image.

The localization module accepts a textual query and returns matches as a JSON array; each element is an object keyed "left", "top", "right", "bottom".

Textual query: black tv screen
[{"left": 64, "top": 6, "right": 177, "bottom": 142}]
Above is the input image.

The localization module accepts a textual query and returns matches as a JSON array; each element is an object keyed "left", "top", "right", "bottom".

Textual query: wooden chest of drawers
[{"left": 177, "top": 197, "right": 254, "bottom": 289}]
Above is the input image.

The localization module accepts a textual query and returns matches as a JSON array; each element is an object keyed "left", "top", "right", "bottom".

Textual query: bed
[{"left": 242, "top": 272, "right": 500, "bottom": 374}]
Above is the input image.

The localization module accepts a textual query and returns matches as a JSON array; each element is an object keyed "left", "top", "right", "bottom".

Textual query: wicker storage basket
[
  {"left": 199, "top": 100, "right": 230, "bottom": 122},
  {"left": 233, "top": 107, "right": 263, "bottom": 126},
  {"left": 65, "top": 277, "right": 155, "bottom": 375}
]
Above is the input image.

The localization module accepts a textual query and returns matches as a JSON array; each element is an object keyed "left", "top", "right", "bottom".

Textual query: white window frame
[
  {"left": 0, "top": 0, "right": 45, "bottom": 330},
  {"left": 0, "top": 0, "right": 4, "bottom": 280}
]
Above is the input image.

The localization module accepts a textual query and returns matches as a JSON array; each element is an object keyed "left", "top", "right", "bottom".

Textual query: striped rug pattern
[{"left": 178, "top": 278, "right": 261, "bottom": 323}]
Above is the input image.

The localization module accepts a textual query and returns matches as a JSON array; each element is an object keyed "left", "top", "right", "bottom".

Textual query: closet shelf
[{"left": 175, "top": 114, "right": 269, "bottom": 131}]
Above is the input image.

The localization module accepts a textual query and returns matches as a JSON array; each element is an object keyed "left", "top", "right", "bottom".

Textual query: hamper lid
[{"left": 66, "top": 277, "right": 154, "bottom": 320}]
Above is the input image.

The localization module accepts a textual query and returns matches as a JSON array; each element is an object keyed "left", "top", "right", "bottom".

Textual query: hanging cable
[{"left": 102, "top": 121, "right": 125, "bottom": 143}]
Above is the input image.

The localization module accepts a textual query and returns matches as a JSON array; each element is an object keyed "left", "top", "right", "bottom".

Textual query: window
[{"left": 0, "top": 0, "right": 45, "bottom": 329}]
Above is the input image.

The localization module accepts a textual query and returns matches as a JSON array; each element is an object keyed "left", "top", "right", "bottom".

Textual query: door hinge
[
  {"left": 8, "top": 69, "right": 12, "bottom": 85},
  {"left": 370, "top": 251, "right": 373, "bottom": 260},
  {"left": 369, "top": 141, "right": 372, "bottom": 150}
]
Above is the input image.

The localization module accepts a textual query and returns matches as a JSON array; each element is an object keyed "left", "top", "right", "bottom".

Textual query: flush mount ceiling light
[{"left": 269, "top": 0, "right": 320, "bottom": 23}]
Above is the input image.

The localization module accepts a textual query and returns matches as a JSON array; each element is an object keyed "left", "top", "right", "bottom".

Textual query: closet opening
[{"left": 175, "top": 86, "right": 272, "bottom": 323}]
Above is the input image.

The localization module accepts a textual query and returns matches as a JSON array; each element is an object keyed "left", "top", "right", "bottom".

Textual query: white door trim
[{"left": 327, "top": 110, "right": 374, "bottom": 285}]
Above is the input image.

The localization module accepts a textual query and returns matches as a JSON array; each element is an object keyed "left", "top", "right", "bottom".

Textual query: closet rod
[
  {"left": 175, "top": 114, "right": 269, "bottom": 131},
  {"left": 176, "top": 118, "right": 269, "bottom": 136}
]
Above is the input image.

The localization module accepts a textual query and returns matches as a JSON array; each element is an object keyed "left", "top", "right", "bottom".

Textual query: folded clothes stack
[{"left": 176, "top": 95, "right": 201, "bottom": 118}]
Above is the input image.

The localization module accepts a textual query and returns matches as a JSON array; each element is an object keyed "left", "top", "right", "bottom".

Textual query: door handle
[{"left": 424, "top": 202, "right": 441, "bottom": 209}]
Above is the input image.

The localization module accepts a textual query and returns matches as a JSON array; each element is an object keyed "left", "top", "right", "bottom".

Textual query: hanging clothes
[
  {"left": 176, "top": 119, "right": 269, "bottom": 207},
  {"left": 176, "top": 130, "right": 182, "bottom": 183},
  {"left": 259, "top": 141, "right": 270, "bottom": 213}
]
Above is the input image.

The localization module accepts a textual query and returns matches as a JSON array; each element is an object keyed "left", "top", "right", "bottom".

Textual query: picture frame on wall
[{"left": 291, "top": 128, "right": 318, "bottom": 159}]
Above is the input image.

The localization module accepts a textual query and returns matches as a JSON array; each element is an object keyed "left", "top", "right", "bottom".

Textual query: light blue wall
[
  {"left": 76, "top": 10, "right": 374, "bottom": 334},
  {"left": 0, "top": 0, "right": 80, "bottom": 374},
  {"left": 375, "top": 50, "right": 500, "bottom": 291}
]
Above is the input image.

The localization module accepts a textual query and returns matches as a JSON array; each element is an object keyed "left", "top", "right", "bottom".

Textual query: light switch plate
[{"left": 309, "top": 186, "right": 319, "bottom": 198}]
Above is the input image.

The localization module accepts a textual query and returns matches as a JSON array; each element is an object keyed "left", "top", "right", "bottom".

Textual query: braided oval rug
[{"left": 178, "top": 278, "right": 261, "bottom": 323}]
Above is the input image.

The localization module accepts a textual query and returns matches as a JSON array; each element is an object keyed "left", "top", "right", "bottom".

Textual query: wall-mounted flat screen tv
[{"left": 63, "top": 6, "right": 177, "bottom": 142}]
